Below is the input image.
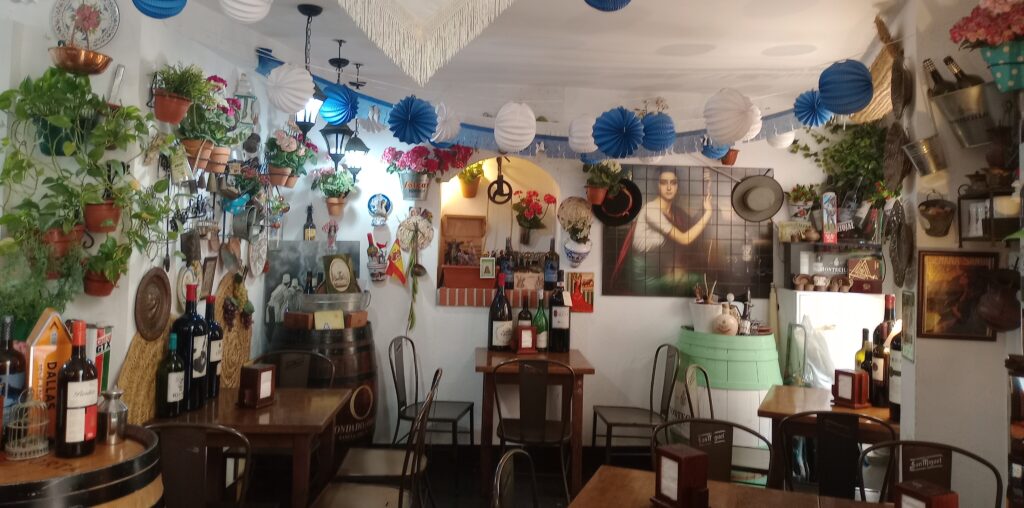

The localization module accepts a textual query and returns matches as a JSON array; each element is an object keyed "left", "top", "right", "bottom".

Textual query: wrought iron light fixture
[
  {"left": 321, "top": 123, "right": 353, "bottom": 171},
  {"left": 294, "top": 4, "right": 324, "bottom": 138}
]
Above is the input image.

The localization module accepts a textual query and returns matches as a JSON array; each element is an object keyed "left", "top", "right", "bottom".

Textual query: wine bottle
[
  {"left": 0, "top": 316, "right": 26, "bottom": 446},
  {"left": 855, "top": 328, "right": 872, "bottom": 375},
  {"left": 488, "top": 273, "right": 513, "bottom": 351},
  {"left": 56, "top": 320, "right": 98, "bottom": 458},
  {"left": 923, "top": 58, "right": 956, "bottom": 97},
  {"left": 316, "top": 271, "right": 325, "bottom": 293},
  {"left": 501, "top": 237, "right": 515, "bottom": 290},
  {"left": 543, "top": 238, "right": 559, "bottom": 291},
  {"left": 156, "top": 332, "right": 185, "bottom": 418},
  {"left": 532, "top": 289, "right": 549, "bottom": 352},
  {"left": 870, "top": 294, "right": 896, "bottom": 407},
  {"left": 304, "top": 270, "right": 315, "bottom": 295},
  {"left": 303, "top": 205, "right": 317, "bottom": 241},
  {"left": 517, "top": 305, "right": 533, "bottom": 331},
  {"left": 206, "top": 296, "right": 223, "bottom": 399},
  {"left": 943, "top": 56, "right": 985, "bottom": 88},
  {"left": 738, "top": 289, "right": 752, "bottom": 335},
  {"left": 889, "top": 325, "right": 903, "bottom": 422},
  {"left": 549, "top": 270, "right": 571, "bottom": 353},
  {"left": 174, "top": 283, "right": 208, "bottom": 411}
]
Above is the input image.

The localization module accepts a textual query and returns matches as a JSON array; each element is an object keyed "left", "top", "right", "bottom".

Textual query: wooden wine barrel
[
  {"left": 272, "top": 322, "right": 377, "bottom": 444},
  {"left": 0, "top": 425, "right": 163, "bottom": 506}
]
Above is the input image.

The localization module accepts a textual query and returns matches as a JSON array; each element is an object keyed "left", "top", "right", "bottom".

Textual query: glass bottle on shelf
[
  {"left": 488, "top": 273, "right": 513, "bottom": 351},
  {"left": 0, "top": 316, "right": 26, "bottom": 446},
  {"left": 889, "top": 324, "right": 902, "bottom": 422},
  {"left": 549, "top": 270, "right": 571, "bottom": 353},
  {"left": 173, "top": 283, "right": 208, "bottom": 411},
  {"left": 533, "top": 289, "right": 549, "bottom": 352},
  {"left": 206, "top": 296, "right": 223, "bottom": 399},
  {"left": 55, "top": 320, "right": 98, "bottom": 458},
  {"left": 870, "top": 294, "right": 896, "bottom": 407},
  {"left": 303, "top": 205, "right": 317, "bottom": 241},
  {"left": 923, "top": 58, "right": 956, "bottom": 97},
  {"left": 156, "top": 333, "right": 185, "bottom": 418},
  {"left": 943, "top": 56, "right": 985, "bottom": 88},
  {"left": 855, "top": 328, "right": 872, "bottom": 375},
  {"left": 543, "top": 238, "right": 559, "bottom": 291}
]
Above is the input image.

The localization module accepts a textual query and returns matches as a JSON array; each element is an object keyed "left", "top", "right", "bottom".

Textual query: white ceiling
[{"left": 198, "top": 0, "right": 902, "bottom": 122}]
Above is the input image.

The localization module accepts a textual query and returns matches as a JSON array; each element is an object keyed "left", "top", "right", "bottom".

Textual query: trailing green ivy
[{"left": 789, "top": 121, "right": 894, "bottom": 204}]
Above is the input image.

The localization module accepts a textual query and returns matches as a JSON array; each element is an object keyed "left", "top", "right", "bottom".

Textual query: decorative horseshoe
[{"left": 487, "top": 156, "right": 514, "bottom": 204}]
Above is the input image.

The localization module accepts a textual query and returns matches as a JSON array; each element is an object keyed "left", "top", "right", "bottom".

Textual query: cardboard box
[
  {"left": 27, "top": 309, "right": 72, "bottom": 438},
  {"left": 345, "top": 310, "right": 369, "bottom": 329},
  {"left": 283, "top": 312, "right": 315, "bottom": 330}
]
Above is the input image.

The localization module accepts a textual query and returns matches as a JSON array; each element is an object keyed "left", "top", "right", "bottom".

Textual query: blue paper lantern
[
  {"left": 593, "top": 107, "right": 645, "bottom": 159},
  {"left": 641, "top": 112, "right": 676, "bottom": 152},
  {"left": 818, "top": 60, "right": 873, "bottom": 115},
  {"left": 430, "top": 140, "right": 454, "bottom": 149},
  {"left": 585, "top": 0, "right": 630, "bottom": 11},
  {"left": 255, "top": 47, "right": 283, "bottom": 77},
  {"left": 793, "top": 90, "right": 834, "bottom": 128},
  {"left": 133, "top": 0, "right": 186, "bottom": 19},
  {"left": 580, "top": 152, "right": 606, "bottom": 165},
  {"left": 321, "top": 84, "right": 359, "bottom": 126},
  {"left": 388, "top": 95, "right": 437, "bottom": 145},
  {"left": 701, "top": 140, "right": 731, "bottom": 160}
]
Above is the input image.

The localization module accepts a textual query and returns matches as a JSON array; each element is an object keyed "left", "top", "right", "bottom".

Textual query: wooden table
[
  {"left": 151, "top": 387, "right": 352, "bottom": 508},
  {"left": 757, "top": 385, "right": 899, "bottom": 489},
  {"left": 570, "top": 466, "right": 892, "bottom": 507},
  {"left": 476, "top": 347, "right": 595, "bottom": 496}
]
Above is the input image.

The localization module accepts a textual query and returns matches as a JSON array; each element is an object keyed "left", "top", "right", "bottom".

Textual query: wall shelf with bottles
[
  {"left": 957, "top": 187, "right": 1019, "bottom": 247},
  {"left": 437, "top": 287, "right": 544, "bottom": 308},
  {"left": 780, "top": 241, "right": 883, "bottom": 292}
]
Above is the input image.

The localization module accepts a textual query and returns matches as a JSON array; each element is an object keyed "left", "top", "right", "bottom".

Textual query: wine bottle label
[
  {"left": 64, "top": 379, "right": 98, "bottom": 443},
  {"left": 210, "top": 339, "right": 223, "bottom": 363},
  {"left": 544, "top": 262, "right": 557, "bottom": 284},
  {"left": 492, "top": 320, "right": 513, "bottom": 346},
  {"left": 889, "top": 354, "right": 902, "bottom": 403},
  {"left": 168, "top": 372, "right": 184, "bottom": 403},
  {"left": 552, "top": 307, "right": 570, "bottom": 329},
  {"left": 871, "top": 357, "right": 885, "bottom": 382},
  {"left": 536, "top": 330, "right": 548, "bottom": 349},
  {"left": 192, "top": 333, "right": 208, "bottom": 379},
  {"left": 66, "top": 379, "right": 98, "bottom": 408},
  {"left": 260, "top": 370, "right": 273, "bottom": 399},
  {"left": 304, "top": 229, "right": 316, "bottom": 241}
]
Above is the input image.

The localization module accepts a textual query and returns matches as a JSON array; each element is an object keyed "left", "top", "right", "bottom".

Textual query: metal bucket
[
  {"left": 930, "top": 84, "right": 993, "bottom": 148},
  {"left": 903, "top": 136, "right": 947, "bottom": 176},
  {"left": 399, "top": 172, "right": 432, "bottom": 201},
  {"left": 918, "top": 196, "right": 955, "bottom": 237}
]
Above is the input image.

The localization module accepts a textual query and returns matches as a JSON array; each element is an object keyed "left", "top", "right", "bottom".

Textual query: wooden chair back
[{"left": 146, "top": 422, "right": 252, "bottom": 507}]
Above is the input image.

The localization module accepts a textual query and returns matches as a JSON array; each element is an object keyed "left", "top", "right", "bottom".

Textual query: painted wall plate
[
  {"left": 134, "top": 267, "right": 171, "bottom": 341},
  {"left": 51, "top": 0, "right": 120, "bottom": 50}
]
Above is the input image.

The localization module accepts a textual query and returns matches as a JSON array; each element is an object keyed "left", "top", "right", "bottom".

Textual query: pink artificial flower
[
  {"left": 423, "top": 158, "right": 439, "bottom": 173},
  {"left": 950, "top": 4, "right": 1024, "bottom": 47},
  {"left": 530, "top": 202, "right": 543, "bottom": 215},
  {"left": 74, "top": 4, "right": 100, "bottom": 33},
  {"left": 297, "top": 146, "right": 306, "bottom": 157},
  {"left": 981, "top": 0, "right": 1022, "bottom": 14},
  {"left": 225, "top": 97, "right": 242, "bottom": 114},
  {"left": 543, "top": 194, "right": 556, "bottom": 205},
  {"left": 280, "top": 137, "right": 298, "bottom": 153},
  {"left": 273, "top": 130, "right": 288, "bottom": 143},
  {"left": 523, "top": 208, "right": 535, "bottom": 220},
  {"left": 382, "top": 147, "right": 401, "bottom": 164},
  {"left": 207, "top": 75, "right": 229, "bottom": 90}
]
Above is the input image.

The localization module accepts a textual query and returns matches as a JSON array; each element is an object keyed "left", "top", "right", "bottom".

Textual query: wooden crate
[{"left": 440, "top": 215, "right": 488, "bottom": 288}]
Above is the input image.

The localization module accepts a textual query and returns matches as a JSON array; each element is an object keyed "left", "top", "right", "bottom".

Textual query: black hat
[{"left": 593, "top": 179, "right": 643, "bottom": 227}]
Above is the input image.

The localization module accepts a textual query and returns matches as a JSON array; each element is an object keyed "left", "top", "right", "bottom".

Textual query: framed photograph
[
  {"left": 322, "top": 254, "right": 361, "bottom": 294},
  {"left": 917, "top": 251, "right": 998, "bottom": 341},
  {"left": 200, "top": 256, "right": 218, "bottom": 298},
  {"left": 479, "top": 257, "right": 496, "bottom": 279},
  {"left": 901, "top": 291, "right": 916, "bottom": 362}
]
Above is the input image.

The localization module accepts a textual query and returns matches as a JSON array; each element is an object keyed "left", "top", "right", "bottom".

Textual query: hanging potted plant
[
  {"left": 511, "top": 189, "right": 556, "bottom": 245},
  {"left": 582, "top": 160, "right": 624, "bottom": 205},
  {"left": 559, "top": 202, "right": 594, "bottom": 267},
  {"left": 205, "top": 75, "right": 244, "bottom": 172},
  {"left": 0, "top": 68, "right": 103, "bottom": 157},
  {"left": 786, "top": 183, "right": 818, "bottom": 220},
  {"left": 152, "top": 63, "right": 215, "bottom": 125},
  {"left": 458, "top": 161, "right": 484, "bottom": 198},
  {"left": 382, "top": 144, "right": 473, "bottom": 201},
  {"left": 83, "top": 236, "right": 131, "bottom": 297},
  {"left": 950, "top": 1, "right": 1024, "bottom": 92},
  {"left": 311, "top": 166, "right": 356, "bottom": 216},
  {"left": 266, "top": 129, "right": 317, "bottom": 187}
]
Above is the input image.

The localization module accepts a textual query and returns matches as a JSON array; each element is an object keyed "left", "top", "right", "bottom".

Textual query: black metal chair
[
  {"left": 388, "top": 336, "right": 474, "bottom": 446},
  {"left": 856, "top": 440, "right": 1003, "bottom": 508},
  {"left": 491, "top": 449, "right": 540, "bottom": 508},
  {"left": 317, "top": 369, "right": 442, "bottom": 508},
  {"left": 779, "top": 411, "right": 896, "bottom": 500},
  {"left": 592, "top": 343, "right": 680, "bottom": 464},
  {"left": 146, "top": 422, "right": 252, "bottom": 507},
  {"left": 683, "top": 364, "right": 714, "bottom": 419},
  {"left": 652, "top": 418, "right": 771, "bottom": 483},
  {"left": 252, "top": 350, "right": 336, "bottom": 389},
  {"left": 493, "top": 358, "right": 575, "bottom": 504}
]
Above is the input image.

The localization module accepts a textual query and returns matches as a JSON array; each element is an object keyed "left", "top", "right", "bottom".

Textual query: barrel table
[{"left": 0, "top": 425, "right": 163, "bottom": 506}]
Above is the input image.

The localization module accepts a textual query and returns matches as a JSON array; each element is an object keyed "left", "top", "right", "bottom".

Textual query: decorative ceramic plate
[
  {"left": 557, "top": 196, "right": 593, "bottom": 230},
  {"left": 51, "top": 0, "right": 120, "bottom": 50},
  {"left": 397, "top": 208, "right": 434, "bottom": 252},
  {"left": 135, "top": 267, "right": 171, "bottom": 342},
  {"left": 176, "top": 263, "right": 201, "bottom": 312},
  {"left": 248, "top": 231, "right": 268, "bottom": 277},
  {"left": 367, "top": 193, "right": 393, "bottom": 227}
]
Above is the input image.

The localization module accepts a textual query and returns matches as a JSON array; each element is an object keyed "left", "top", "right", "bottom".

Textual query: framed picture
[
  {"left": 568, "top": 272, "right": 595, "bottom": 313},
  {"left": 322, "top": 254, "right": 361, "bottom": 294},
  {"left": 479, "top": 257, "right": 496, "bottom": 279},
  {"left": 200, "top": 256, "right": 218, "bottom": 298},
  {"left": 901, "top": 291, "right": 916, "bottom": 362},
  {"left": 917, "top": 251, "right": 998, "bottom": 341}
]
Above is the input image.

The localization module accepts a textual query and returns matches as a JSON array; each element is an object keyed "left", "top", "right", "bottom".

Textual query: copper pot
[
  {"left": 49, "top": 46, "right": 112, "bottom": 75},
  {"left": 977, "top": 268, "right": 1021, "bottom": 332}
]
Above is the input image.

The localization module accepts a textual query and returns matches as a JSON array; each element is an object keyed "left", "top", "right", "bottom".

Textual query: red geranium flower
[{"left": 543, "top": 194, "right": 556, "bottom": 205}]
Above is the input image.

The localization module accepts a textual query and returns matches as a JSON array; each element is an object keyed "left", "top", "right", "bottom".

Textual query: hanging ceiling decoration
[
  {"left": 432, "top": 103, "right": 461, "bottom": 145},
  {"left": 568, "top": 115, "right": 598, "bottom": 154},
  {"left": 218, "top": 0, "right": 271, "bottom": 23},
  {"left": 265, "top": 64, "right": 314, "bottom": 114},
  {"left": 133, "top": 0, "right": 185, "bottom": 20},
  {"left": 640, "top": 112, "right": 675, "bottom": 152},
  {"left": 320, "top": 39, "right": 359, "bottom": 126},
  {"left": 703, "top": 88, "right": 762, "bottom": 146},
  {"left": 793, "top": 89, "right": 833, "bottom": 127},
  {"left": 767, "top": 130, "right": 797, "bottom": 149},
  {"left": 818, "top": 59, "right": 874, "bottom": 115},
  {"left": 388, "top": 95, "right": 438, "bottom": 145},
  {"left": 336, "top": 0, "right": 518, "bottom": 86},
  {"left": 584, "top": 0, "right": 630, "bottom": 11},
  {"left": 494, "top": 102, "right": 537, "bottom": 153},
  {"left": 700, "top": 138, "right": 731, "bottom": 160},
  {"left": 593, "top": 106, "right": 644, "bottom": 159}
]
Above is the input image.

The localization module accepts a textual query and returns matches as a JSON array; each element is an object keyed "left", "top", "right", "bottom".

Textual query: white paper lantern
[
  {"left": 432, "top": 103, "right": 461, "bottom": 144},
  {"left": 703, "top": 88, "right": 762, "bottom": 146},
  {"left": 219, "top": 0, "right": 272, "bottom": 23},
  {"left": 640, "top": 154, "right": 664, "bottom": 164},
  {"left": 767, "top": 130, "right": 796, "bottom": 149},
  {"left": 569, "top": 114, "right": 598, "bottom": 153},
  {"left": 265, "top": 65, "right": 313, "bottom": 115},
  {"left": 494, "top": 102, "right": 536, "bottom": 153}
]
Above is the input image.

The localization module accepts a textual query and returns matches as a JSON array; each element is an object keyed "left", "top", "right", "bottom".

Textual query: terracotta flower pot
[
  {"left": 153, "top": 90, "right": 191, "bottom": 125},
  {"left": 326, "top": 196, "right": 346, "bottom": 216},
  {"left": 83, "top": 270, "right": 117, "bottom": 297},
  {"left": 41, "top": 225, "right": 85, "bottom": 258},
  {"left": 181, "top": 139, "right": 212, "bottom": 170},
  {"left": 720, "top": 148, "right": 740, "bottom": 166},
  {"left": 207, "top": 146, "right": 231, "bottom": 173},
  {"left": 285, "top": 175, "right": 299, "bottom": 188},
  {"left": 585, "top": 185, "right": 608, "bottom": 205},
  {"left": 268, "top": 165, "right": 292, "bottom": 186},
  {"left": 460, "top": 177, "right": 480, "bottom": 198},
  {"left": 84, "top": 201, "right": 121, "bottom": 233}
]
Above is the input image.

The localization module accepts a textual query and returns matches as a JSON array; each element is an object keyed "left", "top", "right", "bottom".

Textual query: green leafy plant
[
  {"left": 582, "top": 160, "right": 624, "bottom": 196},
  {"left": 311, "top": 167, "right": 355, "bottom": 198},
  {"left": 0, "top": 236, "right": 83, "bottom": 333},
  {"left": 788, "top": 122, "right": 894, "bottom": 201},
  {"left": 85, "top": 236, "right": 132, "bottom": 283},
  {"left": 153, "top": 64, "right": 216, "bottom": 106},
  {"left": 788, "top": 183, "right": 818, "bottom": 203},
  {"left": 457, "top": 161, "right": 484, "bottom": 183}
]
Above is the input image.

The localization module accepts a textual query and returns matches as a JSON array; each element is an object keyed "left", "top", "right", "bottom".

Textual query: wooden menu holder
[
  {"left": 651, "top": 444, "right": 709, "bottom": 508},
  {"left": 895, "top": 479, "right": 958, "bottom": 508},
  {"left": 832, "top": 369, "right": 871, "bottom": 408}
]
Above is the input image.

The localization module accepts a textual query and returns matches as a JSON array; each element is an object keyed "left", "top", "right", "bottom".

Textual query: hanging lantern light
[
  {"left": 703, "top": 88, "right": 762, "bottom": 146},
  {"left": 344, "top": 131, "right": 370, "bottom": 180},
  {"left": 494, "top": 102, "right": 537, "bottom": 153},
  {"left": 569, "top": 115, "right": 598, "bottom": 154},
  {"left": 219, "top": 0, "right": 271, "bottom": 23},
  {"left": 593, "top": 106, "right": 644, "bottom": 158},
  {"left": 818, "top": 59, "right": 874, "bottom": 115},
  {"left": 292, "top": 4, "right": 325, "bottom": 138},
  {"left": 767, "top": 130, "right": 797, "bottom": 149},
  {"left": 233, "top": 72, "right": 258, "bottom": 126},
  {"left": 793, "top": 90, "right": 833, "bottom": 127},
  {"left": 265, "top": 64, "right": 313, "bottom": 115},
  {"left": 321, "top": 123, "right": 353, "bottom": 171},
  {"left": 641, "top": 112, "right": 676, "bottom": 152}
]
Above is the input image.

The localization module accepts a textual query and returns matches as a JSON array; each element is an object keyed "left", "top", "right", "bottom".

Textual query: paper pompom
[
  {"left": 320, "top": 84, "right": 359, "bottom": 126},
  {"left": 794, "top": 90, "right": 833, "bottom": 127},
  {"left": 703, "top": 88, "right": 762, "bottom": 146},
  {"left": 585, "top": 0, "right": 630, "bottom": 11},
  {"left": 818, "top": 60, "right": 874, "bottom": 115},
  {"left": 265, "top": 65, "right": 314, "bottom": 115},
  {"left": 701, "top": 139, "right": 731, "bottom": 160},
  {"left": 767, "top": 130, "right": 796, "bottom": 149},
  {"left": 593, "top": 106, "right": 645, "bottom": 159},
  {"left": 641, "top": 112, "right": 676, "bottom": 152},
  {"left": 132, "top": 0, "right": 186, "bottom": 19},
  {"left": 494, "top": 102, "right": 537, "bottom": 153},
  {"left": 432, "top": 103, "right": 461, "bottom": 144},
  {"left": 388, "top": 95, "right": 438, "bottom": 145},
  {"left": 218, "top": 0, "right": 271, "bottom": 23},
  {"left": 569, "top": 115, "right": 598, "bottom": 153}
]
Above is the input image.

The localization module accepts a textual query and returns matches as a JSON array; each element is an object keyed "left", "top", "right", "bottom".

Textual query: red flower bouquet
[
  {"left": 950, "top": 1, "right": 1024, "bottom": 92},
  {"left": 382, "top": 144, "right": 475, "bottom": 181},
  {"left": 512, "top": 190, "right": 556, "bottom": 229}
]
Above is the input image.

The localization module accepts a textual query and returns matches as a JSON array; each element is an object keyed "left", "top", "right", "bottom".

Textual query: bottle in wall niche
[
  {"left": 943, "top": 56, "right": 985, "bottom": 88},
  {"left": 174, "top": 283, "right": 208, "bottom": 411},
  {"left": 303, "top": 205, "right": 317, "bottom": 241},
  {"left": 543, "top": 238, "right": 559, "bottom": 291},
  {"left": 516, "top": 304, "right": 533, "bottom": 332},
  {"left": 549, "top": 270, "right": 571, "bottom": 353},
  {"left": 870, "top": 294, "right": 896, "bottom": 408},
  {"left": 923, "top": 58, "right": 956, "bottom": 97},
  {"left": 304, "top": 270, "right": 315, "bottom": 295},
  {"left": 206, "top": 296, "right": 223, "bottom": 400},
  {"left": 156, "top": 333, "right": 185, "bottom": 418},
  {"left": 0, "top": 316, "right": 26, "bottom": 446},
  {"left": 889, "top": 326, "right": 902, "bottom": 423},
  {"left": 488, "top": 273, "right": 513, "bottom": 352},
  {"left": 56, "top": 320, "right": 98, "bottom": 458},
  {"left": 533, "top": 289, "right": 549, "bottom": 352},
  {"left": 501, "top": 237, "right": 515, "bottom": 290}
]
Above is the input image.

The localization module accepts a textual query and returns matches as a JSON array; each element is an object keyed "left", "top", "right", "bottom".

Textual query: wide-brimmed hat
[
  {"left": 593, "top": 179, "right": 643, "bottom": 227},
  {"left": 731, "top": 175, "right": 784, "bottom": 222}
]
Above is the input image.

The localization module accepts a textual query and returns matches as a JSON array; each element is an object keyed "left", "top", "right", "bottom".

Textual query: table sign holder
[
  {"left": 895, "top": 479, "right": 958, "bottom": 508},
  {"left": 832, "top": 369, "right": 871, "bottom": 408},
  {"left": 651, "top": 444, "right": 709, "bottom": 508},
  {"left": 238, "top": 364, "right": 276, "bottom": 409},
  {"left": 515, "top": 326, "right": 538, "bottom": 354}
]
